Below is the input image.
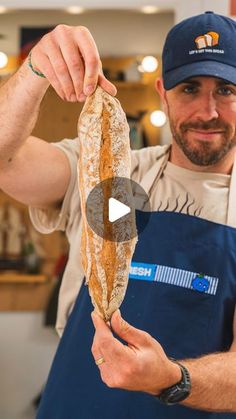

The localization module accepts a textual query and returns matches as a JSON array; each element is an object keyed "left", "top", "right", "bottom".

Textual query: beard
[{"left": 169, "top": 116, "right": 236, "bottom": 166}]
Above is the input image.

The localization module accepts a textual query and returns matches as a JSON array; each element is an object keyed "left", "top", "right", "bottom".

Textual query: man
[{"left": 1, "top": 10, "right": 236, "bottom": 419}]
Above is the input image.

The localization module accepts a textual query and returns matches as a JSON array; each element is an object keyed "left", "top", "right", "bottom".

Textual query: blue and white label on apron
[
  {"left": 129, "top": 261, "right": 219, "bottom": 295},
  {"left": 129, "top": 262, "right": 157, "bottom": 282}
]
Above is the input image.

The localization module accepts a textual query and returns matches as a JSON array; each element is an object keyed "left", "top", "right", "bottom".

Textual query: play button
[
  {"left": 85, "top": 177, "right": 151, "bottom": 242},
  {"left": 108, "top": 198, "right": 131, "bottom": 222}
]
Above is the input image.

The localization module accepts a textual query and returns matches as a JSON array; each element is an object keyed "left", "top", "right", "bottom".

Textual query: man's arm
[
  {"left": 0, "top": 25, "right": 116, "bottom": 208},
  {"left": 91, "top": 308, "right": 236, "bottom": 413},
  {"left": 0, "top": 135, "right": 71, "bottom": 207},
  {"left": 180, "top": 308, "right": 236, "bottom": 412},
  {"left": 0, "top": 62, "right": 68, "bottom": 208}
]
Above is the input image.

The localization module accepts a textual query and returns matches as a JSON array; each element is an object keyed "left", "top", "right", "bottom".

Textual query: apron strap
[
  {"left": 227, "top": 153, "right": 236, "bottom": 226},
  {"left": 139, "top": 145, "right": 171, "bottom": 196}
]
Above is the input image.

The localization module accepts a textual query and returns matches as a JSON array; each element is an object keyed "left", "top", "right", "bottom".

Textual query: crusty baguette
[{"left": 78, "top": 86, "right": 137, "bottom": 320}]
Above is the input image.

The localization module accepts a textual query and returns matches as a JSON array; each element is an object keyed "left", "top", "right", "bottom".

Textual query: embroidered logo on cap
[
  {"left": 195, "top": 31, "right": 219, "bottom": 49},
  {"left": 189, "top": 30, "right": 224, "bottom": 56}
]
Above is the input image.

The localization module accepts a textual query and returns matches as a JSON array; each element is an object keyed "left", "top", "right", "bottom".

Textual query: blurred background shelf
[
  {"left": 0, "top": 272, "right": 56, "bottom": 311},
  {"left": 114, "top": 81, "right": 148, "bottom": 88},
  {"left": 0, "top": 273, "right": 47, "bottom": 284}
]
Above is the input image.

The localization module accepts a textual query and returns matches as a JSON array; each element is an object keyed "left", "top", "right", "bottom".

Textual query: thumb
[
  {"left": 111, "top": 310, "right": 149, "bottom": 348},
  {"left": 98, "top": 73, "right": 117, "bottom": 96},
  {"left": 91, "top": 310, "right": 112, "bottom": 336}
]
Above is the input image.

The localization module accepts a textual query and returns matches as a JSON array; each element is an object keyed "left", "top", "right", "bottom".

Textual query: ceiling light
[
  {"left": 137, "top": 64, "right": 145, "bottom": 73},
  {"left": 141, "top": 6, "right": 160, "bottom": 14},
  {"left": 66, "top": 6, "right": 85, "bottom": 14},
  {"left": 0, "top": 6, "right": 7, "bottom": 14},
  {"left": 150, "top": 110, "right": 167, "bottom": 127},
  {"left": 141, "top": 56, "right": 158, "bottom": 72},
  {"left": 0, "top": 52, "right": 8, "bottom": 69}
]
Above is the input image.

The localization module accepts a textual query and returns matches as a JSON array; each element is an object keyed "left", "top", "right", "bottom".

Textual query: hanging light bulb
[
  {"left": 65, "top": 6, "right": 85, "bottom": 14},
  {"left": 0, "top": 52, "right": 8, "bottom": 69},
  {"left": 0, "top": 6, "right": 7, "bottom": 14},
  {"left": 137, "top": 64, "right": 145, "bottom": 73},
  {"left": 141, "top": 56, "right": 158, "bottom": 72},
  {"left": 150, "top": 110, "right": 167, "bottom": 127},
  {"left": 141, "top": 6, "right": 160, "bottom": 14}
]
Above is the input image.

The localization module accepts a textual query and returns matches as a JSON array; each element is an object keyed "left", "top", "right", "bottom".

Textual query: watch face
[
  {"left": 166, "top": 387, "right": 190, "bottom": 404},
  {"left": 158, "top": 362, "right": 191, "bottom": 405}
]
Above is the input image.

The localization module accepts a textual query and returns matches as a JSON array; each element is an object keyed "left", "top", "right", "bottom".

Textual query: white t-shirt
[{"left": 29, "top": 138, "right": 233, "bottom": 336}]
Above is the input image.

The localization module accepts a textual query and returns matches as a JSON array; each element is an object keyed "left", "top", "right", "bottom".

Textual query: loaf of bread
[
  {"left": 78, "top": 86, "right": 137, "bottom": 321},
  {"left": 195, "top": 31, "right": 219, "bottom": 49}
]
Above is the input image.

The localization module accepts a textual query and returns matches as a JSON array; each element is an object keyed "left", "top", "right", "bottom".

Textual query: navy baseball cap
[{"left": 162, "top": 11, "right": 236, "bottom": 89}]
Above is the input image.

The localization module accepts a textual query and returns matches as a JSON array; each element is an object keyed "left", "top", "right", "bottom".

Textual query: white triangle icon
[{"left": 108, "top": 197, "right": 131, "bottom": 223}]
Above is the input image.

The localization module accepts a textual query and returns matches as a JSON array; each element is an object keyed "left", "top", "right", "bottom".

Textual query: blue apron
[{"left": 36, "top": 153, "right": 236, "bottom": 419}]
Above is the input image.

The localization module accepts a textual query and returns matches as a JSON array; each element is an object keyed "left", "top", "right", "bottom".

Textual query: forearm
[
  {"left": 181, "top": 351, "right": 236, "bottom": 412},
  {"left": 0, "top": 58, "right": 49, "bottom": 167}
]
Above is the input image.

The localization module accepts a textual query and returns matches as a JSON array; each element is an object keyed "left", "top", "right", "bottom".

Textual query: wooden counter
[{"left": 0, "top": 272, "right": 56, "bottom": 311}]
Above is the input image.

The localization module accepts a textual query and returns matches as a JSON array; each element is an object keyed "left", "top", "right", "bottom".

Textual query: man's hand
[
  {"left": 91, "top": 310, "right": 181, "bottom": 395},
  {"left": 30, "top": 25, "right": 117, "bottom": 102}
]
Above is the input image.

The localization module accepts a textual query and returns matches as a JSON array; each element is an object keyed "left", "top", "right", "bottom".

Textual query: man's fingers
[
  {"left": 74, "top": 27, "right": 100, "bottom": 95},
  {"left": 111, "top": 310, "right": 151, "bottom": 348},
  {"left": 60, "top": 44, "right": 85, "bottom": 101},
  {"left": 91, "top": 311, "right": 126, "bottom": 368},
  {"left": 91, "top": 310, "right": 112, "bottom": 335},
  {"left": 92, "top": 310, "right": 151, "bottom": 350},
  {"left": 43, "top": 41, "right": 77, "bottom": 102},
  {"left": 56, "top": 29, "right": 85, "bottom": 101},
  {"left": 91, "top": 311, "right": 112, "bottom": 366},
  {"left": 91, "top": 310, "right": 120, "bottom": 357},
  {"left": 31, "top": 50, "right": 65, "bottom": 100},
  {"left": 98, "top": 73, "right": 117, "bottom": 96},
  {"left": 91, "top": 338, "right": 105, "bottom": 369},
  {"left": 31, "top": 25, "right": 116, "bottom": 101}
]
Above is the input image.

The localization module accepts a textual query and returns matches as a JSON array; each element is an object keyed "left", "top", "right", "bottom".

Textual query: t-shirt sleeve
[{"left": 29, "top": 138, "right": 79, "bottom": 234}]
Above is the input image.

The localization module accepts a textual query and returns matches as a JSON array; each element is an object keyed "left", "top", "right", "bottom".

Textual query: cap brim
[{"left": 163, "top": 61, "right": 236, "bottom": 90}]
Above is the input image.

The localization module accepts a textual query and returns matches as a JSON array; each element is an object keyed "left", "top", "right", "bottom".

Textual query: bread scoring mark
[
  {"left": 78, "top": 99, "right": 105, "bottom": 318},
  {"left": 100, "top": 104, "right": 117, "bottom": 312}
]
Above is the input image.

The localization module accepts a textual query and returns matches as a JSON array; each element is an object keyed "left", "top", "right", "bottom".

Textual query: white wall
[
  {"left": 0, "top": 9, "right": 174, "bottom": 56},
  {"left": 174, "top": 0, "right": 229, "bottom": 22},
  {"left": 0, "top": 312, "right": 59, "bottom": 419},
  {"left": 0, "top": 0, "right": 231, "bottom": 14}
]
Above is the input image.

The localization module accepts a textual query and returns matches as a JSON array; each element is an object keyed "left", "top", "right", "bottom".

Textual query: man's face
[{"left": 165, "top": 76, "right": 236, "bottom": 166}]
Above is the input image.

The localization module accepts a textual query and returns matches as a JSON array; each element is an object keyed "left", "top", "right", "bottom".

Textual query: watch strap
[{"left": 157, "top": 358, "right": 191, "bottom": 405}]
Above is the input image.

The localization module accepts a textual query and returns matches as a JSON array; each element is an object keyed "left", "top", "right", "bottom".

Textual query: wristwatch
[{"left": 156, "top": 359, "right": 191, "bottom": 405}]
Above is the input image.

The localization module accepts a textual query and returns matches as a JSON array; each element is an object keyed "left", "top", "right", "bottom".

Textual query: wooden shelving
[
  {"left": 0, "top": 273, "right": 47, "bottom": 284},
  {"left": 114, "top": 80, "right": 148, "bottom": 89},
  {"left": 0, "top": 272, "right": 56, "bottom": 312}
]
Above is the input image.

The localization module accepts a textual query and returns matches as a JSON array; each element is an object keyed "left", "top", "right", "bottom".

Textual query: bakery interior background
[{"left": 0, "top": 1, "right": 232, "bottom": 419}]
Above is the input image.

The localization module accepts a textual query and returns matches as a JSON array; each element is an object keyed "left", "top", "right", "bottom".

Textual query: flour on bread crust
[{"left": 78, "top": 86, "right": 137, "bottom": 320}]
